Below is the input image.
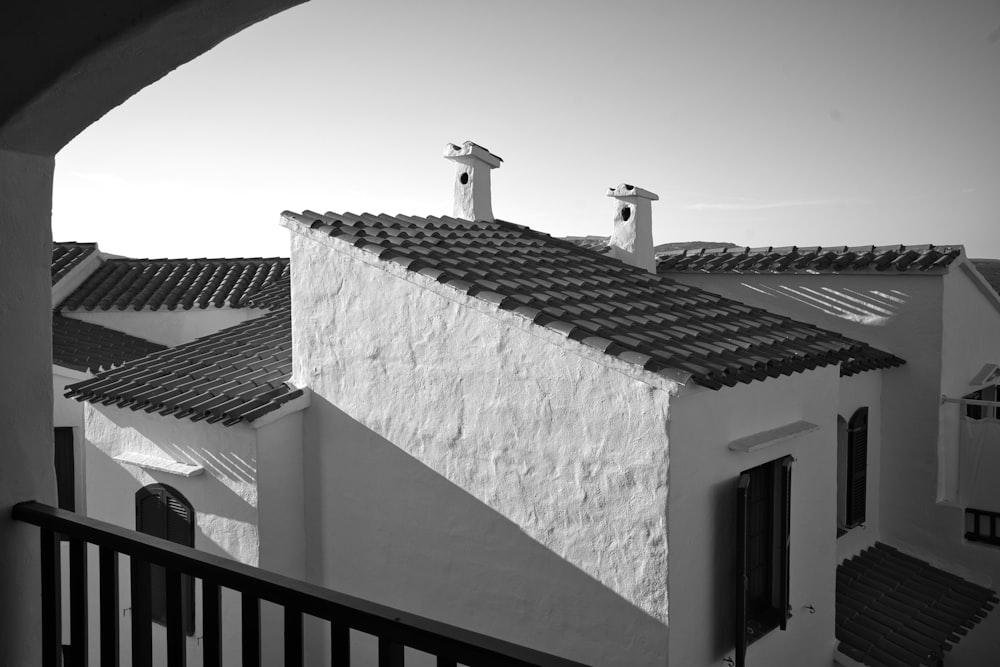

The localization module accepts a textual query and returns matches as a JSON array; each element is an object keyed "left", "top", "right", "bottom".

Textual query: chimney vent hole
[
  {"left": 621, "top": 205, "right": 632, "bottom": 222},
  {"left": 460, "top": 172, "right": 470, "bottom": 185}
]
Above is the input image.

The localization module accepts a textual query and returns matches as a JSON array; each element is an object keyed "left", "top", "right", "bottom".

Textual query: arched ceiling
[{"left": 0, "top": 0, "right": 306, "bottom": 155}]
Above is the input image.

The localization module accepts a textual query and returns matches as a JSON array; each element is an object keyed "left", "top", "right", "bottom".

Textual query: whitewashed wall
[
  {"left": 669, "top": 269, "right": 1000, "bottom": 664},
  {"left": 668, "top": 366, "right": 841, "bottom": 667},
  {"left": 53, "top": 368, "right": 89, "bottom": 512},
  {"left": 66, "top": 308, "right": 268, "bottom": 347},
  {"left": 290, "top": 228, "right": 677, "bottom": 666},
  {"left": 0, "top": 149, "right": 54, "bottom": 666},
  {"left": 835, "top": 370, "right": 882, "bottom": 562}
]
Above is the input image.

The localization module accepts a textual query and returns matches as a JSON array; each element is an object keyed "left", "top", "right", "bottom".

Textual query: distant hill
[
  {"left": 655, "top": 241, "right": 737, "bottom": 253},
  {"left": 972, "top": 259, "right": 1000, "bottom": 296},
  {"left": 562, "top": 236, "right": 736, "bottom": 254}
]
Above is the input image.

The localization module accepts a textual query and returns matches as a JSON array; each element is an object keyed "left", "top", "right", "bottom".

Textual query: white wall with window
[
  {"left": 836, "top": 370, "right": 881, "bottom": 563},
  {"left": 668, "top": 365, "right": 842, "bottom": 667},
  {"left": 81, "top": 401, "right": 306, "bottom": 665}
]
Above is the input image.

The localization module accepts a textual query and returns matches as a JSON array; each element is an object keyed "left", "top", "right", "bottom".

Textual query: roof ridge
[{"left": 284, "top": 211, "right": 903, "bottom": 389}]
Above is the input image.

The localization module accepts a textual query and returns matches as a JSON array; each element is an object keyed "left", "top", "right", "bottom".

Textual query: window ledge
[
  {"left": 729, "top": 420, "right": 819, "bottom": 453},
  {"left": 114, "top": 452, "right": 204, "bottom": 477}
]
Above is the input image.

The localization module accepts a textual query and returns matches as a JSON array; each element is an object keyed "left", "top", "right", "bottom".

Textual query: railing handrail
[{"left": 13, "top": 500, "right": 589, "bottom": 667}]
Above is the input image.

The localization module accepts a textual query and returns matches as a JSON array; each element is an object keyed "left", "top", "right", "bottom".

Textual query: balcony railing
[{"left": 13, "top": 501, "right": 589, "bottom": 667}]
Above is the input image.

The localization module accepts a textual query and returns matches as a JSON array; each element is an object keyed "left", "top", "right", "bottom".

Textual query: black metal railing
[{"left": 13, "top": 501, "right": 589, "bottom": 667}]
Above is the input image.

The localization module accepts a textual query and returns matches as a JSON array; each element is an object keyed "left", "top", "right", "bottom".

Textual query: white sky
[{"left": 53, "top": 0, "right": 1000, "bottom": 260}]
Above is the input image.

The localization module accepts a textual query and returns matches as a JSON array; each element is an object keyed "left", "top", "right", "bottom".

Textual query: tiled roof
[
  {"left": 283, "top": 211, "right": 903, "bottom": 390},
  {"left": 657, "top": 244, "right": 963, "bottom": 275},
  {"left": 59, "top": 257, "right": 290, "bottom": 312},
  {"left": 239, "top": 274, "right": 291, "bottom": 311},
  {"left": 837, "top": 542, "right": 998, "bottom": 667},
  {"left": 971, "top": 259, "right": 1000, "bottom": 297},
  {"left": 52, "top": 242, "right": 97, "bottom": 285},
  {"left": 65, "top": 308, "right": 301, "bottom": 426},
  {"left": 53, "top": 315, "right": 166, "bottom": 374}
]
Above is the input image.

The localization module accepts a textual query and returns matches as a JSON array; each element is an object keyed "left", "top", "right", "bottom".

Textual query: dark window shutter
[
  {"left": 736, "top": 472, "right": 750, "bottom": 667},
  {"left": 136, "top": 485, "right": 195, "bottom": 634},
  {"left": 846, "top": 408, "right": 868, "bottom": 527},
  {"left": 779, "top": 456, "right": 792, "bottom": 630},
  {"left": 54, "top": 428, "right": 75, "bottom": 512}
]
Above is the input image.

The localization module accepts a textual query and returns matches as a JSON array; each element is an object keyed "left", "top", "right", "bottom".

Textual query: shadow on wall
[
  {"left": 709, "top": 476, "right": 737, "bottom": 661},
  {"left": 741, "top": 282, "right": 908, "bottom": 326},
  {"left": 85, "top": 407, "right": 260, "bottom": 565},
  {"left": 85, "top": 438, "right": 253, "bottom": 561},
  {"left": 307, "top": 397, "right": 669, "bottom": 667}
]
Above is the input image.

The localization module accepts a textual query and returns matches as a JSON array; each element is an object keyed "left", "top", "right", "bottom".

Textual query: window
[
  {"left": 54, "top": 427, "right": 74, "bottom": 512},
  {"left": 736, "top": 455, "right": 792, "bottom": 666},
  {"left": 965, "top": 385, "right": 999, "bottom": 420},
  {"left": 135, "top": 484, "right": 195, "bottom": 634},
  {"left": 845, "top": 408, "right": 868, "bottom": 529}
]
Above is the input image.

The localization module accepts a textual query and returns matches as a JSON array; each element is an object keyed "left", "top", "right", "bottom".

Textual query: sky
[{"left": 53, "top": 0, "right": 1000, "bottom": 260}]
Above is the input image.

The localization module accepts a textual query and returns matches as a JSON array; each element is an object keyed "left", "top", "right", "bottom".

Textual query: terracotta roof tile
[
  {"left": 284, "top": 212, "right": 904, "bottom": 390},
  {"left": 239, "top": 274, "right": 291, "bottom": 310},
  {"left": 65, "top": 308, "right": 300, "bottom": 426},
  {"left": 837, "top": 542, "right": 998, "bottom": 666},
  {"left": 59, "top": 257, "right": 290, "bottom": 312},
  {"left": 51, "top": 242, "right": 97, "bottom": 285},
  {"left": 657, "top": 244, "right": 963, "bottom": 275},
  {"left": 52, "top": 315, "right": 166, "bottom": 374}
]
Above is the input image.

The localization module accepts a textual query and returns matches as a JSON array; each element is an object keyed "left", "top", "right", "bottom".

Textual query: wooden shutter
[
  {"left": 54, "top": 427, "right": 75, "bottom": 512},
  {"left": 136, "top": 485, "right": 196, "bottom": 633},
  {"left": 736, "top": 472, "right": 750, "bottom": 667},
  {"left": 779, "top": 456, "right": 792, "bottom": 631},
  {"left": 164, "top": 492, "right": 196, "bottom": 634},
  {"left": 846, "top": 408, "right": 868, "bottom": 527},
  {"left": 137, "top": 488, "right": 167, "bottom": 622}
]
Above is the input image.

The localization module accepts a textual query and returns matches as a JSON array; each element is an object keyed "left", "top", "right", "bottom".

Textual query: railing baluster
[
  {"left": 130, "top": 557, "right": 153, "bottom": 667},
  {"left": 331, "top": 619, "right": 350, "bottom": 666},
  {"left": 15, "top": 502, "right": 592, "bottom": 667},
  {"left": 284, "top": 607, "right": 303, "bottom": 666},
  {"left": 165, "top": 568, "right": 186, "bottom": 667},
  {"left": 202, "top": 580, "right": 222, "bottom": 667},
  {"left": 40, "top": 529, "right": 61, "bottom": 667},
  {"left": 99, "top": 546, "right": 120, "bottom": 667},
  {"left": 241, "top": 594, "right": 261, "bottom": 667},
  {"left": 379, "top": 637, "right": 404, "bottom": 667},
  {"left": 69, "top": 538, "right": 89, "bottom": 665}
]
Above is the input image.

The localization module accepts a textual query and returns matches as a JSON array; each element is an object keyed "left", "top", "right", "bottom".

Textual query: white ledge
[
  {"left": 114, "top": 452, "right": 204, "bottom": 477},
  {"left": 728, "top": 420, "right": 819, "bottom": 453}
]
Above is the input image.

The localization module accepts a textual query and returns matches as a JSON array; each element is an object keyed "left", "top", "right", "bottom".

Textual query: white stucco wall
[
  {"left": 669, "top": 270, "right": 1000, "bottom": 663},
  {"left": 53, "top": 367, "right": 89, "bottom": 513},
  {"left": 835, "top": 370, "right": 882, "bottom": 562},
  {"left": 290, "top": 228, "right": 676, "bottom": 665},
  {"left": 0, "top": 148, "right": 55, "bottom": 667},
  {"left": 257, "top": 412, "right": 306, "bottom": 579},
  {"left": 668, "top": 366, "right": 841, "bottom": 667},
  {"left": 83, "top": 403, "right": 262, "bottom": 666},
  {"left": 65, "top": 307, "right": 269, "bottom": 347},
  {"left": 940, "top": 263, "right": 1000, "bottom": 499}
]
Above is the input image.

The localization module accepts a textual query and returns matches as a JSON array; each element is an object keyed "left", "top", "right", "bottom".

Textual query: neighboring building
[
  {"left": 50, "top": 245, "right": 300, "bottom": 664},
  {"left": 658, "top": 244, "right": 1000, "bottom": 664},
  {"left": 276, "top": 142, "right": 906, "bottom": 666},
  {"left": 58, "top": 144, "right": 997, "bottom": 666}
]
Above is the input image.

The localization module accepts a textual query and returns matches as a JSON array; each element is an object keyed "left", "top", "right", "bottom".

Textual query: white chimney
[
  {"left": 607, "top": 183, "right": 659, "bottom": 273},
  {"left": 443, "top": 141, "right": 502, "bottom": 221}
]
